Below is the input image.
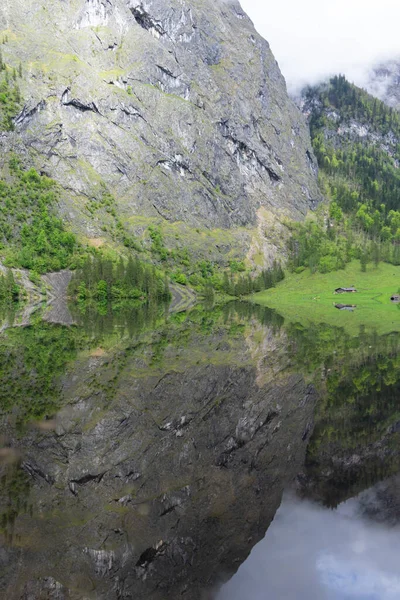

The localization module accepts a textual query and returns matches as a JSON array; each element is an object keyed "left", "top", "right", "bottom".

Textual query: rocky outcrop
[
  {"left": 0, "top": 0, "right": 320, "bottom": 264},
  {"left": 299, "top": 82, "right": 400, "bottom": 160}
]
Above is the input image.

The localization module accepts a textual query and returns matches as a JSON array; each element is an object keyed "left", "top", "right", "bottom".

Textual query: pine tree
[
  {"left": 360, "top": 251, "right": 368, "bottom": 272},
  {"left": 125, "top": 255, "right": 136, "bottom": 287},
  {"left": 116, "top": 257, "right": 125, "bottom": 281}
]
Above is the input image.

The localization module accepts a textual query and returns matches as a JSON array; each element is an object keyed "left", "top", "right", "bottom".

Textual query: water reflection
[
  {"left": 301, "top": 330, "right": 400, "bottom": 508},
  {"left": 0, "top": 301, "right": 399, "bottom": 598},
  {"left": 70, "top": 300, "right": 170, "bottom": 338},
  {"left": 218, "top": 489, "right": 400, "bottom": 600}
]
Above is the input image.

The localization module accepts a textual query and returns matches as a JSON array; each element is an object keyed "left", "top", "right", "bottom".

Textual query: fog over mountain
[{"left": 241, "top": 0, "right": 400, "bottom": 94}]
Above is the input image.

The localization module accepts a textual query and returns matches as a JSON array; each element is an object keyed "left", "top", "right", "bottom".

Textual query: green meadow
[{"left": 253, "top": 261, "right": 400, "bottom": 336}]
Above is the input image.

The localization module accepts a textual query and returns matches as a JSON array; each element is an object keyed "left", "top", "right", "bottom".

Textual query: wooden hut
[
  {"left": 334, "top": 303, "right": 356, "bottom": 311},
  {"left": 334, "top": 287, "right": 357, "bottom": 294}
]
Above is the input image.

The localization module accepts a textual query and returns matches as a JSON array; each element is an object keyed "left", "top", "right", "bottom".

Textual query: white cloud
[
  {"left": 240, "top": 0, "right": 400, "bottom": 93},
  {"left": 217, "top": 493, "right": 400, "bottom": 600},
  {"left": 318, "top": 553, "right": 400, "bottom": 599}
]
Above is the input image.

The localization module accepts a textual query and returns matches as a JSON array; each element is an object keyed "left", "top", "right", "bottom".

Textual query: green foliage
[
  {"left": 88, "top": 184, "right": 142, "bottom": 252},
  {"left": 69, "top": 254, "right": 171, "bottom": 309},
  {"left": 171, "top": 271, "right": 188, "bottom": 285},
  {"left": 0, "top": 57, "right": 21, "bottom": 131},
  {"left": 221, "top": 261, "right": 285, "bottom": 297},
  {"left": 229, "top": 260, "right": 246, "bottom": 273},
  {"left": 28, "top": 270, "right": 41, "bottom": 286},
  {"left": 148, "top": 225, "right": 169, "bottom": 261},
  {"left": 302, "top": 326, "right": 400, "bottom": 506},
  {"left": 0, "top": 160, "right": 79, "bottom": 272},
  {"left": 308, "top": 74, "right": 400, "bottom": 137},
  {"left": 96, "top": 279, "right": 108, "bottom": 301},
  {"left": 288, "top": 218, "right": 351, "bottom": 273},
  {"left": 147, "top": 226, "right": 262, "bottom": 296},
  {"left": 0, "top": 464, "right": 30, "bottom": 537},
  {"left": 329, "top": 202, "right": 343, "bottom": 222},
  {"left": 303, "top": 75, "right": 400, "bottom": 265},
  {"left": 0, "top": 323, "right": 81, "bottom": 425},
  {"left": 360, "top": 249, "right": 368, "bottom": 272},
  {"left": 77, "top": 281, "right": 87, "bottom": 302},
  {"left": 0, "top": 268, "right": 20, "bottom": 304},
  {"left": 293, "top": 75, "right": 400, "bottom": 273}
]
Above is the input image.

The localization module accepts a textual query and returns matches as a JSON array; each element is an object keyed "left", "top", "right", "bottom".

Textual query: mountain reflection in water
[{"left": 0, "top": 300, "right": 399, "bottom": 599}]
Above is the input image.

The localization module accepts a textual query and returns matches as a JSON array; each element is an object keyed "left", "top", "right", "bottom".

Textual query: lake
[{"left": 0, "top": 299, "right": 399, "bottom": 599}]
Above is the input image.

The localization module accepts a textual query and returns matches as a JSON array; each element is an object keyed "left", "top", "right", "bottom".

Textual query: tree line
[
  {"left": 220, "top": 261, "right": 285, "bottom": 296},
  {"left": 69, "top": 255, "right": 171, "bottom": 305}
]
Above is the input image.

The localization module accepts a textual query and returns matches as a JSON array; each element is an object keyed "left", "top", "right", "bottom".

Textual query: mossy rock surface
[{"left": 0, "top": 0, "right": 320, "bottom": 266}]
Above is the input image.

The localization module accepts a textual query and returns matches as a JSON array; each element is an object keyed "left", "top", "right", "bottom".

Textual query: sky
[
  {"left": 240, "top": 0, "right": 400, "bottom": 93},
  {"left": 217, "top": 493, "right": 400, "bottom": 600}
]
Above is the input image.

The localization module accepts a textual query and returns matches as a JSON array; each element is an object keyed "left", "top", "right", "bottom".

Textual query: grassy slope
[{"left": 253, "top": 261, "right": 400, "bottom": 335}]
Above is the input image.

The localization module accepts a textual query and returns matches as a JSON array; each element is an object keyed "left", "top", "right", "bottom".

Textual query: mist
[
  {"left": 240, "top": 0, "right": 400, "bottom": 93},
  {"left": 217, "top": 493, "right": 400, "bottom": 599}
]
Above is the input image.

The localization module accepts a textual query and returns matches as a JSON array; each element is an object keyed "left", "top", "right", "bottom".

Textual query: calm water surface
[{"left": 0, "top": 300, "right": 399, "bottom": 599}]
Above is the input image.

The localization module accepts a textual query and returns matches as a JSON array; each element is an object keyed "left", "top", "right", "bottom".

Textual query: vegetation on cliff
[
  {"left": 69, "top": 254, "right": 171, "bottom": 307},
  {"left": 291, "top": 75, "right": 400, "bottom": 274},
  {"left": 0, "top": 52, "right": 21, "bottom": 131},
  {"left": 0, "top": 159, "right": 78, "bottom": 272},
  {"left": 0, "top": 268, "right": 20, "bottom": 304},
  {"left": 0, "top": 152, "right": 286, "bottom": 312}
]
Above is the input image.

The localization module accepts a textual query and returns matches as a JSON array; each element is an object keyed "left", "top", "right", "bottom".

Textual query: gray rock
[{"left": 0, "top": 0, "right": 320, "bottom": 265}]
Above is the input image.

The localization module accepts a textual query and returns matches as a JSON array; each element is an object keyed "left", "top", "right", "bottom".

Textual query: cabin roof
[{"left": 335, "top": 287, "right": 357, "bottom": 292}]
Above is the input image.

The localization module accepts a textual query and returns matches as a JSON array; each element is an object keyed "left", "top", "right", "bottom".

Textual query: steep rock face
[{"left": 0, "top": 0, "right": 319, "bottom": 262}]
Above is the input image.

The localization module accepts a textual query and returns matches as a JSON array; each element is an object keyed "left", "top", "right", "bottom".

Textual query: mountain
[
  {"left": 301, "top": 75, "right": 400, "bottom": 218},
  {"left": 290, "top": 75, "right": 400, "bottom": 273},
  {"left": 0, "top": 0, "right": 319, "bottom": 269}
]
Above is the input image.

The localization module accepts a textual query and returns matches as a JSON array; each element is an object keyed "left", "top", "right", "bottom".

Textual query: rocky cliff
[{"left": 0, "top": 0, "right": 319, "bottom": 265}]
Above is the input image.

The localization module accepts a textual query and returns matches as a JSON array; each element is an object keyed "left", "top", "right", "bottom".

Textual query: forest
[
  {"left": 69, "top": 254, "right": 171, "bottom": 306},
  {"left": 291, "top": 75, "right": 400, "bottom": 273},
  {"left": 0, "top": 159, "right": 78, "bottom": 273}
]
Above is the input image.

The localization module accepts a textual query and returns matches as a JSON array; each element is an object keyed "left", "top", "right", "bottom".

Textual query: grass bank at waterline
[{"left": 253, "top": 261, "right": 400, "bottom": 335}]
